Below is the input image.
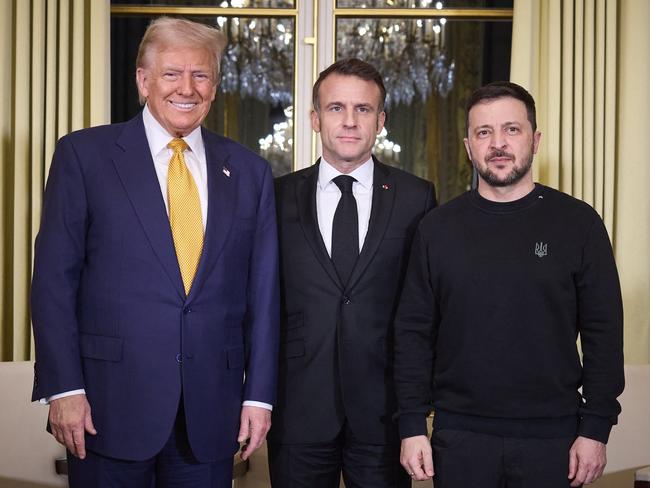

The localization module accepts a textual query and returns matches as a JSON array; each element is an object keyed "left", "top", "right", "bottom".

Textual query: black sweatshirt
[{"left": 394, "top": 184, "right": 624, "bottom": 444}]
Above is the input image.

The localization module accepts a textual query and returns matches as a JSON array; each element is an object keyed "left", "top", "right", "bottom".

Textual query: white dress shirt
[
  {"left": 44, "top": 106, "right": 271, "bottom": 411},
  {"left": 316, "top": 157, "right": 374, "bottom": 256},
  {"left": 143, "top": 105, "right": 208, "bottom": 229}
]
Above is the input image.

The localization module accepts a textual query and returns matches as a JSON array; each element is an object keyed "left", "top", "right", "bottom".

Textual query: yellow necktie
[{"left": 167, "top": 138, "right": 204, "bottom": 295}]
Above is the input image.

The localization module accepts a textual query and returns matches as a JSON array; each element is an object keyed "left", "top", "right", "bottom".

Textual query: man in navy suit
[{"left": 31, "top": 17, "right": 279, "bottom": 487}]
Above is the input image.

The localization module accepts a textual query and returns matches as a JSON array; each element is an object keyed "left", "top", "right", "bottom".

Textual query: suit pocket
[
  {"left": 79, "top": 333, "right": 123, "bottom": 362},
  {"left": 226, "top": 346, "right": 245, "bottom": 369}
]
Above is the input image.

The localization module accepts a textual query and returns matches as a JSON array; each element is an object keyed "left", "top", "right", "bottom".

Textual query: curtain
[
  {"left": 510, "top": 0, "right": 650, "bottom": 363},
  {"left": 614, "top": 0, "right": 650, "bottom": 364},
  {"left": 0, "top": 0, "right": 110, "bottom": 361}
]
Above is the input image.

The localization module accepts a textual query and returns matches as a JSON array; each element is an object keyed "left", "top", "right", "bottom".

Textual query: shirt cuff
[
  {"left": 40, "top": 389, "right": 86, "bottom": 405},
  {"left": 242, "top": 400, "right": 273, "bottom": 411}
]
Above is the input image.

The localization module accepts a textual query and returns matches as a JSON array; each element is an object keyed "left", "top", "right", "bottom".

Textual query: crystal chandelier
[
  {"left": 214, "top": 3, "right": 453, "bottom": 109},
  {"left": 218, "top": 16, "right": 294, "bottom": 106},
  {"left": 337, "top": 3, "right": 455, "bottom": 107}
]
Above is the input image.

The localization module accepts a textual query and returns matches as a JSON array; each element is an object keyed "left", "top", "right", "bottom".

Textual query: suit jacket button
[
  {"left": 183, "top": 306, "right": 191, "bottom": 314},
  {"left": 343, "top": 296, "right": 351, "bottom": 305},
  {"left": 176, "top": 353, "right": 183, "bottom": 363}
]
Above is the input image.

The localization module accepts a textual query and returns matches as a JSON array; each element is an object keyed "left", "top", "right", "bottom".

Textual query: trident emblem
[{"left": 535, "top": 242, "right": 548, "bottom": 258}]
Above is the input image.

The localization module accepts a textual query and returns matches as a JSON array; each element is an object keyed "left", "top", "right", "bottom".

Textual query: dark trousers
[
  {"left": 431, "top": 429, "right": 579, "bottom": 488},
  {"left": 268, "top": 424, "right": 409, "bottom": 488},
  {"left": 67, "top": 403, "right": 233, "bottom": 488}
]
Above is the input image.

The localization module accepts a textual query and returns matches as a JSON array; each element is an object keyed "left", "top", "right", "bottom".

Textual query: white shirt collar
[
  {"left": 318, "top": 156, "right": 374, "bottom": 191},
  {"left": 142, "top": 104, "right": 205, "bottom": 161}
]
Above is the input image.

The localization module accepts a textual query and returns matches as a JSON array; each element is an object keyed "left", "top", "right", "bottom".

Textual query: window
[{"left": 111, "top": 0, "right": 512, "bottom": 201}]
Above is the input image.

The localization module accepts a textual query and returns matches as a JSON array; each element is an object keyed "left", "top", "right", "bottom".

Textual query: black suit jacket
[{"left": 269, "top": 158, "right": 436, "bottom": 445}]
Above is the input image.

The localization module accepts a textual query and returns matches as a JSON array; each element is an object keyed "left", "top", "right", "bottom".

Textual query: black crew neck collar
[{"left": 469, "top": 183, "right": 545, "bottom": 214}]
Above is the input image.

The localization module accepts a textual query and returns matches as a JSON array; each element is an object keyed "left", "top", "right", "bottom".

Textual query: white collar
[
  {"left": 318, "top": 157, "right": 374, "bottom": 191},
  {"left": 142, "top": 104, "right": 205, "bottom": 160}
]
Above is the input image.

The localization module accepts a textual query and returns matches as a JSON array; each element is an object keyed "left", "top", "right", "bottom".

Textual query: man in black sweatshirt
[{"left": 394, "top": 81, "right": 624, "bottom": 488}]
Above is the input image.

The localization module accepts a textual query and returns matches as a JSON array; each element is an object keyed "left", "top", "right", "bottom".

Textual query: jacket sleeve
[
  {"left": 31, "top": 136, "right": 88, "bottom": 400},
  {"left": 576, "top": 214, "right": 625, "bottom": 443},
  {"left": 242, "top": 163, "right": 280, "bottom": 406}
]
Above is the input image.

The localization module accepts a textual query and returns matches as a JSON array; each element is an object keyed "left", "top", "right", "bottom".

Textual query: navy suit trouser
[{"left": 67, "top": 401, "right": 233, "bottom": 488}]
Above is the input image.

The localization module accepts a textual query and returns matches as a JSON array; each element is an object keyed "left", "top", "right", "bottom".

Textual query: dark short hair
[
  {"left": 465, "top": 81, "right": 537, "bottom": 134},
  {"left": 312, "top": 58, "right": 387, "bottom": 112}
]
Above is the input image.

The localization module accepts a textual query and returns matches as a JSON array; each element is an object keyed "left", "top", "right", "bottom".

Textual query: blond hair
[{"left": 136, "top": 17, "right": 227, "bottom": 103}]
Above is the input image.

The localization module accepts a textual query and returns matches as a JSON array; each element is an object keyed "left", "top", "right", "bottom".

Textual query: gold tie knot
[{"left": 168, "top": 138, "right": 189, "bottom": 153}]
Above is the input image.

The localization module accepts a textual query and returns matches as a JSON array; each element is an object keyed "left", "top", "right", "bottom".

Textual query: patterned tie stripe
[{"left": 167, "top": 138, "right": 204, "bottom": 295}]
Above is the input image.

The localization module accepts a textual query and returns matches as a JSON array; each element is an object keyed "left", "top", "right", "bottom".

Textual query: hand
[
  {"left": 568, "top": 436, "right": 607, "bottom": 486},
  {"left": 400, "top": 435, "right": 434, "bottom": 481},
  {"left": 238, "top": 406, "right": 271, "bottom": 461},
  {"left": 49, "top": 394, "right": 97, "bottom": 459}
]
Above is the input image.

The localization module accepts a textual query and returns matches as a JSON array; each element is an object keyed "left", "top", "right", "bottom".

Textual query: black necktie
[{"left": 332, "top": 175, "right": 359, "bottom": 286}]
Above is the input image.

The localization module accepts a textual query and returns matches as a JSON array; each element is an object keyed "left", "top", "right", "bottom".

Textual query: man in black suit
[{"left": 268, "top": 58, "right": 437, "bottom": 488}]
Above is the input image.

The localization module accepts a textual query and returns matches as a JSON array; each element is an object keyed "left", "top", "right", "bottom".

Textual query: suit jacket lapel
[
  {"left": 347, "top": 158, "right": 395, "bottom": 290},
  {"left": 112, "top": 114, "right": 185, "bottom": 300},
  {"left": 187, "top": 129, "right": 236, "bottom": 300},
  {"left": 297, "top": 161, "right": 343, "bottom": 291}
]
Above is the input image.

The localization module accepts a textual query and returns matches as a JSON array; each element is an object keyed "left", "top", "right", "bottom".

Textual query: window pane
[
  {"left": 336, "top": 17, "right": 511, "bottom": 202},
  {"left": 112, "top": 0, "right": 295, "bottom": 8},
  {"left": 111, "top": 15, "right": 295, "bottom": 176},
  {"left": 336, "top": 0, "right": 512, "bottom": 8}
]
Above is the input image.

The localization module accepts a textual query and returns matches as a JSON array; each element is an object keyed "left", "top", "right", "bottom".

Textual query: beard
[{"left": 472, "top": 147, "right": 534, "bottom": 188}]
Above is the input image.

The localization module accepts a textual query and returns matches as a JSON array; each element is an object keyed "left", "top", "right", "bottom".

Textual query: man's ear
[
  {"left": 209, "top": 80, "right": 219, "bottom": 102},
  {"left": 532, "top": 130, "right": 542, "bottom": 154},
  {"left": 463, "top": 137, "right": 472, "bottom": 161},
  {"left": 310, "top": 110, "right": 320, "bottom": 133},
  {"left": 135, "top": 68, "right": 149, "bottom": 100},
  {"left": 376, "top": 111, "right": 386, "bottom": 134}
]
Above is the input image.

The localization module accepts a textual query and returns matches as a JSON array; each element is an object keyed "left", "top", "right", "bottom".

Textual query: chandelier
[
  {"left": 214, "top": 2, "right": 453, "bottom": 109},
  {"left": 337, "top": 4, "right": 455, "bottom": 107},
  {"left": 218, "top": 16, "right": 294, "bottom": 106}
]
